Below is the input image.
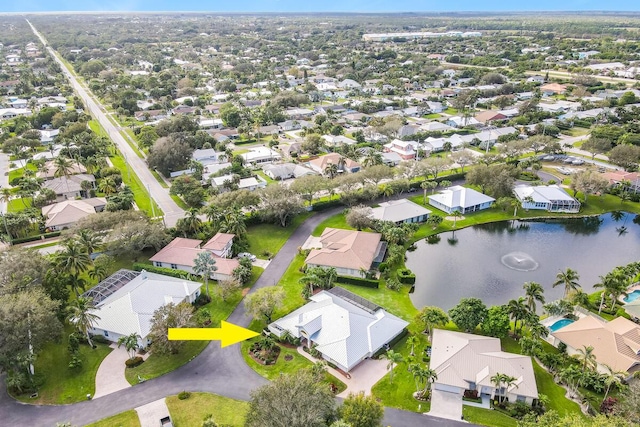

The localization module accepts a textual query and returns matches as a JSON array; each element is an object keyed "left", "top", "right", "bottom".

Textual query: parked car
[
  {"left": 572, "top": 159, "right": 585, "bottom": 165},
  {"left": 238, "top": 252, "right": 257, "bottom": 262}
]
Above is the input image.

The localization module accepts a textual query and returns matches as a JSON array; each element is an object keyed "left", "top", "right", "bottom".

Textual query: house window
[
  {"left": 170, "top": 264, "right": 178, "bottom": 269},
  {"left": 155, "top": 262, "right": 162, "bottom": 267},
  {"left": 103, "top": 331, "right": 109, "bottom": 337},
  {"left": 516, "top": 395, "right": 526, "bottom": 403}
]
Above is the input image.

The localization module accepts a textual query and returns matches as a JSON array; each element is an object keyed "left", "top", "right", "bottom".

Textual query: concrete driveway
[
  {"left": 337, "top": 358, "right": 389, "bottom": 398},
  {"left": 135, "top": 398, "right": 170, "bottom": 427},
  {"left": 428, "top": 389, "right": 464, "bottom": 422},
  {"left": 94, "top": 344, "right": 130, "bottom": 399}
]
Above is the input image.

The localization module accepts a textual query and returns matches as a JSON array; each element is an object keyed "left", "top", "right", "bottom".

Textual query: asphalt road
[{"left": 26, "top": 20, "right": 185, "bottom": 228}]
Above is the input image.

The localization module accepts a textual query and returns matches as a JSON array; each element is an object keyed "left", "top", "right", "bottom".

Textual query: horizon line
[{"left": 1, "top": 10, "right": 640, "bottom": 14}]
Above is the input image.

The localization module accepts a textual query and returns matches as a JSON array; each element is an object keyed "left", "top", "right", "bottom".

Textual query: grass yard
[
  {"left": 150, "top": 169, "right": 170, "bottom": 188},
  {"left": 125, "top": 267, "right": 263, "bottom": 385},
  {"left": 88, "top": 120, "right": 108, "bottom": 138},
  {"left": 14, "top": 326, "right": 112, "bottom": 404},
  {"left": 311, "top": 212, "right": 352, "bottom": 236},
  {"left": 86, "top": 410, "right": 141, "bottom": 427},
  {"left": 246, "top": 212, "right": 312, "bottom": 258},
  {"left": 170, "top": 194, "right": 190, "bottom": 210},
  {"left": 8, "top": 162, "right": 37, "bottom": 182},
  {"left": 7, "top": 197, "right": 30, "bottom": 212},
  {"left": 337, "top": 283, "right": 417, "bottom": 322},
  {"left": 110, "top": 155, "right": 163, "bottom": 217},
  {"left": 254, "top": 170, "right": 275, "bottom": 184},
  {"left": 463, "top": 406, "right": 517, "bottom": 427},
  {"left": 166, "top": 392, "right": 249, "bottom": 427}
]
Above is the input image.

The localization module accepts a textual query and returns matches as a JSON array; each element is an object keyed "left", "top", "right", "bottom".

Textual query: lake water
[{"left": 406, "top": 213, "right": 640, "bottom": 310}]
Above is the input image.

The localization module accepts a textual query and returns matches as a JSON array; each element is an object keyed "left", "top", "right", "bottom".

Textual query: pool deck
[{"left": 621, "top": 283, "right": 640, "bottom": 304}]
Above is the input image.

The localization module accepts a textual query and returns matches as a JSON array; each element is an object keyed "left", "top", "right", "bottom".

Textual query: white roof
[
  {"left": 513, "top": 184, "right": 577, "bottom": 204},
  {"left": 430, "top": 329, "right": 538, "bottom": 399},
  {"left": 371, "top": 199, "right": 431, "bottom": 223},
  {"left": 428, "top": 185, "right": 495, "bottom": 209},
  {"left": 240, "top": 147, "right": 281, "bottom": 162},
  {"left": 90, "top": 271, "right": 201, "bottom": 340},
  {"left": 270, "top": 290, "right": 408, "bottom": 371}
]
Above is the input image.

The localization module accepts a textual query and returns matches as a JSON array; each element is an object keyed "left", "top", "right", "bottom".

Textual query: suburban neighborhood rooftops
[
  {"left": 371, "top": 198, "right": 432, "bottom": 223},
  {"left": 513, "top": 184, "right": 578, "bottom": 203},
  {"left": 428, "top": 185, "right": 495, "bottom": 210},
  {"left": 305, "top": 228, "right": 383, "bottom": 271}
]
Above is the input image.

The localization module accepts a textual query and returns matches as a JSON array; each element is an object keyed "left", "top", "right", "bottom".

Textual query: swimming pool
[
  {"left": 549, "top": 318, "right": 575, "bottom": 332},
  {"left": 623, "top": 290, "right": 640, "bottom": 303}
]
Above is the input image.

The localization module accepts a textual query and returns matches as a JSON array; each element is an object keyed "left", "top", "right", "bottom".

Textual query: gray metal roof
[{"left": 82, "top": 269, "right": 140, "bottom": 305}]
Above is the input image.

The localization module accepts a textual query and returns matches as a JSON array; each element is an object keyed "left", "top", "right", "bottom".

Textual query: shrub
[
  {"left": 132, "top": 263, "right": 192, "bottom": 280},
  {"left": 600, "top": 397, "right": 617, "bottom": 414},
  {"left": 335, "top": 275, "right": 379, "bottom": 288},
  {"left": 125, "top": 356, "right": 144, "bottom": 368},
  {"left": 385, "top": 277, "right": 402, "bottom": 291},
  {"left": 91, "top": 334, "right": 109, "bottom": 344},
  {"left": 397, "top": 268, "right": 416, "bottom": 284},
  {"left": 464, "top": 389, "right": 479, "bottom": 399},
  {"left": 194, "top": 293, "right": 211, "bottom": 308},
  {"left": 68, "top": 355, "right": 83, "bottom": 370},
  {"left": 178, "top": 391, "right": 191, "bottom": 400}
]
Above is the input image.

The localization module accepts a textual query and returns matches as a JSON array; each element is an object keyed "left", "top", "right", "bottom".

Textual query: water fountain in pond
[{"left": 500, "top": 251, "right": 539, "bottom": 272}]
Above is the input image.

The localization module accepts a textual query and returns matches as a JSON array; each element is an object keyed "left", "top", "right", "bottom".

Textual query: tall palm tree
[
  {"left": 98, "top": 176, "right": 117, "bottom": 195},
  {"left": 596, "top": 268, "right": 629, "bottom": 313},
  {"left": 76, "top": 229, "right": 102, "bottom": 256},
  {"left": 117, "top": 333, "right": 141, "bottom": 360},
  {"left": 439, "top": 180, "right": 452, "bottom": 190},
  {"left": 553, "top": 268, "right": 581, "bottom": 299},
  {"left": 383, "top": 349, "right": 404, "bottom": 384},
  {"left": 416, "top": 306, "right": 449, "bottom": 339},
  {"left": 56, "top": 240, "right": 91, "bottom": 296},
  {"left": 421, "top": 180, "right": 437, "bottom": 205},
  {"left": 324, "top": 163, "right": 339, "bottom": 179},
  {"left": 451, "top": 209, "right": 462, "bottom": 228},
  {"left": 601, "top": 364, "right": 625, "bottom": 403},
  {"left": 219, "top": 208, "right": 247, "bottom": 236},
  {"left": 576, "top": 345, "right": 597, "bottom": 373},
  {"left": 362, "top": 151, "right": 383, "bottom": 167},
  {"left": 406, "top": 335, "right": 420, "bottom": 357},
  {"left": 68, "top": 296, "right": 101, "bottom": 346},
  {"left": 523, "top": 281, "right": 545, "bottom": 312},
  {"left": 507, "top": 297, "right": 529, "bottom": 335},
  {"left": 53, "top": 156, "right": 73, "bottom": 178},
  {"left": 193, "top": 251, "right": 218, "bottom": 299},
  {"left": 178, "top": 208, "right": 203, "bottom": 237},
  {"left": 422, "top": 367, "right": 438, "bottom": 398}
]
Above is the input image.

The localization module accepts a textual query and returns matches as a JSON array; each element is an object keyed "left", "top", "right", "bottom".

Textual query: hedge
[
  {"left": 132, "top": 263, "right": 194, "bottom": 280},
  {"left": 13, "top": 231, "right": 62, "bottom": 245},
  {"left": 397, "top": 268, "right": 416, "bottom": 284},
  {"left": 311, "top": 198, "right": 343, "bottom": 211},
  {"left": 335, "top": 275, "right": 379, "bottom": 288}
]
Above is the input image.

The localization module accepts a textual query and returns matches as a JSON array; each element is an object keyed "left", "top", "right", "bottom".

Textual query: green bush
[
  {"left": 12, "top": 231, "right": 62, "bottom": 244},
  {"left": 335, "top": 275, "right": 379, "bottom": 288},
  {"left": 90, "top": 334, "right": 109, "bottom": 344},
  {"left": 178, "top": 390, "right": 191, "bottom": 400},
  {"left": 132, "top": 263, "right": 193, "bottom": 280},
  {"left": 397, "top": 268, "right": 416, "bottom": 284},
  {"left": 125, "top": 356, "right": 144, "bottom": 368}
]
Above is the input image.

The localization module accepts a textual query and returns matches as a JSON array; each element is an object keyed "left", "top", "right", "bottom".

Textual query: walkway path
[
  {"left": 135, "top": 398, "right": 170, "bottom": 427},
  {"left": 93, "top": 344, "right": 131, "bottom": 399},
  {"left": 27, "top": 20, "right": 185, "bottom": 227}
]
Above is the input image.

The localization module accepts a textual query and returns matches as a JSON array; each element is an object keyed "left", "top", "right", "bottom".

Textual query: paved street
[{"left": 27, "top": 21, "right": 185, "bottom": 227}]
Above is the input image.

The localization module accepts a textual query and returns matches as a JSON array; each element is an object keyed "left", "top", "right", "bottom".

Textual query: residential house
[
  {"left": 240, "top": 146, "right": 281, "bottom": 165},
  {"left": 446, "top": 116, "right": 481, "bottom": 128},
  {"left": 474, "top": 111, "right": 507, "bottom": 124},
  {"left": 0, "top": 108, "right": 31, "bottom": 121},
  {"left": 42, "top": 198, "right": 107, "bottom": 231},
  {"left": 134, "top": 110, "right": 167, "bottom": 122},
  {"left": 540, "top": 83, "right": 567, "bottom": 96},
  {"left": 308, "top": 153, "right": 361, "bottom": 175},
  {"left": 210, "top": 174, "right": 267, "bottom": 193},
  {"left": 322, "top": 135, "right": 356, "bottom": 146},
  {"left": 37, "top": 161, "right": 87, "bottom": 180},
  {"left": 420, "top": 121, "right": 454, "bottom": 133},
  {"left": 381, "top": 152, "right": 402, "bottom": 166},
  {"left": 305, "top": 228, "right": 387, "bottom": 277},
  {"left": 601, "top": 170, "right": 640, "bottom": 194},
  {"left": 428, "top": 185, "right": 495, "bottom": 214},
  {"left": 550, "top": 316, "right": 640, "bottom": 377},
  {"left": 430, "top": 329, "right": 538, "bottom": 410},
  {"left": 513, "top": 184, "right": 581, "bottom": 213},
  {"left": 262, "top": 163, "right": 316, "bottom": 180},
  {"left": 39, "top": 129, "right": 59, "bottom": 144},
  {"left": 149, "top": 233, "right": 239, "bottom": 281},
  {"left": 268, "top": 288, "right": 408, "bottom": 372},
  {"left": 425, "top": 101, "right": 445, "bottom": 113},
  {"left": 371, "top": 199, "right": 431, "bottom": 224},
  {"left": 383, "top": 138, "right": 417, "bottom": 160},
  {"left": 85, "top": 269, "right": 202, "bottom": 348},
  {"left": 42, "top": 174, "right": 96, "bottom": 201}
]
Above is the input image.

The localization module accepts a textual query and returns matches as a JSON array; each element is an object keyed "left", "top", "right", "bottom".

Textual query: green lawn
[
  {"left": 14, "top": 326, "right": 112, "bottom": 404},
  {"left": 7, "top": 197, "right": 30, "bottom": 212},
  {"left": 170, "top": 194, "right": 190, "bottom": 210},
  {"left": 124, "top": 267, "right": 263, "bottom": 385},
  {"left": 254, "top": 170, "right": 275, "bottom": 184},
  {"left": 88, "top": 120, "right": 108, "bottom": 138},
  {"left": 166, "top": 392, "right": 249, "bottom": 427},
  {"left": 151, "top": 169, "right": 170, "bottom": 189},
  {"left": 86, "top": 410, "right": 141, "bottom": 427},
  {"left": 463, "top": 406, "right": 517, "bottom": 427},
  {"left": 246, "top": 212, "right": 312, "bottom": 258},
  {"left": 424, "top": 113, "right": 441, "bottom": 119},
  {"left": 337, "top": 282, "right": 417, "bottom": 322},
  {"left": 110, "top": 155, "right": 163, "bottom": 217},
  {"left": 8, "top": 162, "right": 37, "bottom": 182},
  {"left": 311, "top": 212, "right": 352, "bottom": 236}
]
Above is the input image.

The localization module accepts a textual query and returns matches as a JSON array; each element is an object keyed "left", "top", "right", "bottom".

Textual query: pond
[{"left": 406, "top": 213, "right": 640, "bottom": 311}]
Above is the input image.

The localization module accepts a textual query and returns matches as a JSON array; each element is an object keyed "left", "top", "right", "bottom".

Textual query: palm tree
[
  {"left": 362, "top": 151, "right": 383, "bottom": 167},
  {"left": 407, "top": 335, "right": 420, "bottom": 356},
  {"left": 76, "top": 229, "right": 102, "bottom": 256},
  {"left": 324, "top": 163, "right": 339, "bottom": 179},
  {"left": 601, "top": 364, "right": 625, "bottom": 403},
  {"left": 523, "top": 282, "right": 545, "bottom": 312},
  {"left": 408, "top": 363, "right": 426, "bottom": 393},
  {"left": 178, "top": 208, "right": 203, "bottom": 237},
  {"left": 88, "top": 264, "right": 108, "bottom": 282},
  {"left": 53, "top": 156, "right": 73, "bottom": 178},
  {"left": 98, "top": 176, "right": 117, "bottom": 195},
  {"left": 383, "top": 349, "right": 404, "bottom": 384},
  {"left": 421, "top": 180, "right": 437, "bottom": 204},
  {"left": 596, "top": 268, "right": 629, "bottom": 313},
  {"left": 507, "top": 297, "right": 529, "bottom": 335},
  {"left": 439, "top": 180, "right": 452, "bottom": 190},
  {"left": 422, "top": 367, "right": 438, "bottom": 398},
  {"left": 219, "top": 208, "right": 247, "bottom": 236},
  {"left": 416, "top": 306, "right": 449, "bottom": 339},
  {"left": 381, "top": 184, "right": 394, "bottom": 200},
  {"left": 68, "top": 296, "right": 101, "bottom": 347},
  {"left": 56, "top": 240, "right": 91, "bottom": 296},
  {"left": 552, "top": 268, "right": 581, "bottom": 299},
  {"left": 117, "top": 333, "right": 141, "bottom": 360},
  {"left": 193, "top": 251, "right": 217, "bottom": 299},
  {"left": 451, "top": 209, "right": 462, "bottom": 228},
  {"left": 576, "top": 345, "right": 597, "bottom": 373}
]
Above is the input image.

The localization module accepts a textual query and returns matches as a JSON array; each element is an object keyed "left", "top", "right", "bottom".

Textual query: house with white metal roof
[
  {"left": 268, "top": 288, "right": 408, "bottom": 372},
  {"left": 86, "top": 270, "right": 202, "bottom": 348},
  {"left": 513, "top": 184, "right": 580, "bottom": 213},
  {"left": 371, "top": 199, "right": 431, "bottom": 224},
  {"left": 428, "top": 185, "right": 495, "bottom": 214},
  {"left": 430, "top": 329, "right": 538, "bottom": 406}
]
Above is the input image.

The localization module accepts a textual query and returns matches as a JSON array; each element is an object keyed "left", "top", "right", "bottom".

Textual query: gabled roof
[
  {"left": 305, "top": 228, "right": 382, "bottom": 271},
  {"left": 42, "top": 174, "right": 95, "bottom": 194},
  {"left": 270, "top": 289, "right": 408, "bottom": 371},
  {"left": 430, "top": 329, "right": 538, "bottom": 399},
  {"left": 89, "top": 270, "right": 202, "bottom": 339},
  {"left": 428, "top": 185, "right": 495, "bottom": 209},
  {"left": 149, "top": 237, "right": 239, "bottom": 275},
  {"left": 202, "top": 233, "right": 234, "bottom": 251},
  {"left": 371, "top": 198, "right": 431, "bottom": 223},
  {"left": 42, "top": 198, "right": 106, "bottom": 227},
  {"left": 552, "top": 316, "right": 640, "bottom": 373},
  {"left": 308, "top": 153, "right": 360, "bottom": 171}
]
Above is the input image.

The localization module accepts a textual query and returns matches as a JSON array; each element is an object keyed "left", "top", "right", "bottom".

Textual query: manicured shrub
[
  {"left": 335, "top": 275, "right": 379, "bottom": 288},
  {"left": 125, "top": 356, "right": 144, "bottom": 368},
  {"left": 132, "top": 263, "right": 192, "bottom": 280},
  {"left": 178, "top": 391, "right": 191, "bottom": 400},
  {"left": 397, "top": 268, "right": 416, "bottom": 284}
]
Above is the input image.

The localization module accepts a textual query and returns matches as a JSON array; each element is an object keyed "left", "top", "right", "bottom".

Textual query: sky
[{"left": 2, "top": 0, "right": 640, "bottom": 13}]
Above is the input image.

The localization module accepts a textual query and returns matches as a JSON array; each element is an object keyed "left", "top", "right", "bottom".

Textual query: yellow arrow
[{"left": 168, "top": 321, "right": 259, "bottom": 348}]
